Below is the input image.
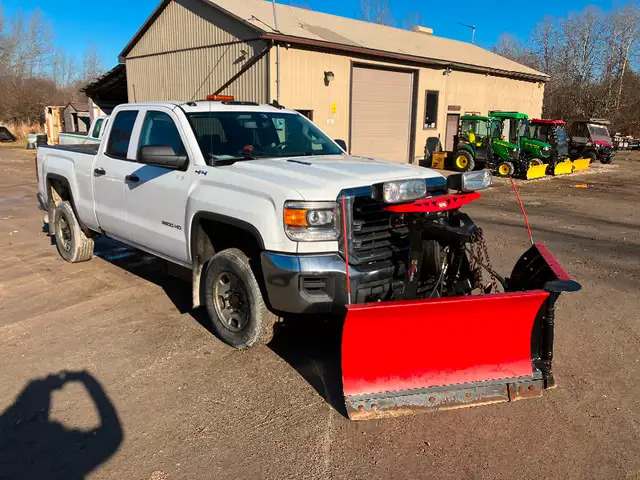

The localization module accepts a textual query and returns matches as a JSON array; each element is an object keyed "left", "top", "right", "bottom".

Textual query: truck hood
[{"left": 228, "top": 155, "right": 445, "bottom": 200}]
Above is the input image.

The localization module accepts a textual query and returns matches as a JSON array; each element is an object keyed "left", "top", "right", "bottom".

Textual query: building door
[
  {"left": 350, "top": 65, "right": 414, "bottom": 163},
  {"left": 445, "top": 114, "right": 460, "bottom": 151}
]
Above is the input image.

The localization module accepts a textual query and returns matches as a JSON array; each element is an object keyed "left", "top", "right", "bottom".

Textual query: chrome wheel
[{"left": 213, "top": 271, "right": 249, "bottom": 332}]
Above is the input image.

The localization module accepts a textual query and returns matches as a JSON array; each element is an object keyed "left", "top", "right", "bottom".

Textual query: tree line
[
  {"left": 0, "top": 6, "right": 104, "bottom": 126},
  {"left": 494, "top": 5, "right": 640, "bottom": 135}
]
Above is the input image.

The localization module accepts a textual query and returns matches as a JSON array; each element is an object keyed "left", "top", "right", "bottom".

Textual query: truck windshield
[
  {"left": 186, "top": 111, "right": 343, "bottom": 164},
  {"left": 587, "top": 124, "right": 611, "bottom": 141}
]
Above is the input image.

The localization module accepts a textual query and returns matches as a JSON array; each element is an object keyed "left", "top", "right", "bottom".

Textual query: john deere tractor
[
  {"left": 452, "top": 114, "right": 521, "bottom": 177},
  {"left": 489, "top": 111, "right": 552, "bottom": 179}
]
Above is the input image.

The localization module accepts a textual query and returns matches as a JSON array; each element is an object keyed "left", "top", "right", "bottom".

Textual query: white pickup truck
[
  {"left": 37, "top": 100, "right": 494, "bottom": 349},
  {"left": 58, "top": 116, "right": 109, "bottom": 145}
]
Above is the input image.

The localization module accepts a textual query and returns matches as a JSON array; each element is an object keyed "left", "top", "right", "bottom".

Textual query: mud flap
[
  {"left": 572, "top": 158, "right": 591, "bottom": 172},
  {"left": 553, "top": 160, "right": 573, "bottom": 176},
  {"left": 526, "top": 163, "right": 549, "bottom": 180},
  {"left": 341, "top": 243, "right": 580, "bottom": 420}
]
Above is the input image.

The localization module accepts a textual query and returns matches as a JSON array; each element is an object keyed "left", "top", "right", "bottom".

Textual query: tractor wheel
[
  {"left": 529, "top": 158, "right": 544, "bottom": 166},
  {"left": 452, "top": 150, "right": 475, "bottom": 172},
  {"left": 585, "top": 151, "right": 598, "bottom": 164},
  {"left": 496, "top": 161, "right": 515, "bottom": 178}
]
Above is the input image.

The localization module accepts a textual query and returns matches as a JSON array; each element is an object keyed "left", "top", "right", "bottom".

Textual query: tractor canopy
[{"left": 530, "top": 119, "right": 570, "bottom": 159}]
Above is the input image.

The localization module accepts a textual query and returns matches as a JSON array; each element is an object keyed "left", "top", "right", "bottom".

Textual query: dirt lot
[{"left": 0, "top": 144, "right": 639, "bottom": 480}]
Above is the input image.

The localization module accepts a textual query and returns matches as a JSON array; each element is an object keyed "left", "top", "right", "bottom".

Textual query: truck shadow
[
  {"left": 93, "top": 237, "right": 348, "bottom": 417},
  {"left": 0, "top": 371, "right": 123, "bottom": 480}
]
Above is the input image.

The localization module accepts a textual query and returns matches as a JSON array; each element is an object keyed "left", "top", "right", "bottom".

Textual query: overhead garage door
[{"left": 350, "top": 66, "right": 414, "bottom": 163}]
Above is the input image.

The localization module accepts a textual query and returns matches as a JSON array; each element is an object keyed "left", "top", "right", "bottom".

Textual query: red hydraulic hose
[{"left": 510, "top": 178, "right": 534, "bottom": 245}]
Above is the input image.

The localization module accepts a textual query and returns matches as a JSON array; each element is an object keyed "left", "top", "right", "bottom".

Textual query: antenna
[{"left": 459, "top": 22, "right": 476, "bottom": 44}]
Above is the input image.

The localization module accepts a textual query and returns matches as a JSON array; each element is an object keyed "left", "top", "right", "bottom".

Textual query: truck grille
[{"left": 345, "top": 196, "right": 408, "bottom": 267}]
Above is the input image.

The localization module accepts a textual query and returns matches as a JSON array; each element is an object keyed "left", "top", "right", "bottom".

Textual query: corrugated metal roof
[{"left": 121, "top": 0, "right": 548, "bottom": 81}]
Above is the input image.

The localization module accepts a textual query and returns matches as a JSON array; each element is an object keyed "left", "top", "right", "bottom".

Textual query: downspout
[{"left": 272, "top": 0, "right": 281, "bottom": 103}]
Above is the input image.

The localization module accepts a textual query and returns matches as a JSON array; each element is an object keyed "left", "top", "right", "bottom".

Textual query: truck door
[
  {"left": 121, "top": 108, "right": 192, "bottom": 264},
  {"left": 93, "top": 109, "right": 143, "bottom": 240}
]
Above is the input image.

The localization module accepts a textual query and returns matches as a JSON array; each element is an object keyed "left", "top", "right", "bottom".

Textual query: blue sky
[{"left": 0, "top": 0, "right": 626, "bottom": 68}]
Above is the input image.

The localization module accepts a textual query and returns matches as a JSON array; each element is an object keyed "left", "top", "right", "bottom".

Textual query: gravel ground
[{"left": 0, "top": 145, "right": 638, "bottom": 480}]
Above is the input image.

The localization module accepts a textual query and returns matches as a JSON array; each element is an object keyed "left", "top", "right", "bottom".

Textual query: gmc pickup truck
[{"left": 37, "top": 100, "right": 582, "bottom": 419}]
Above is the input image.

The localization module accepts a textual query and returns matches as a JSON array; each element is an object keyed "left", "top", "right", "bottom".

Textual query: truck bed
[{"left": 41, "top": 144, "right": 100, "bottom": 155}]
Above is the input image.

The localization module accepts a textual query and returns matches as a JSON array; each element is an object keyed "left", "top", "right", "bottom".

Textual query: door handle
[
  {"left": 94, "top": 168, "right": 106, "bottom": 176},
  {"left": 125, "top": 174, "right": 140, "bottom": 183}
]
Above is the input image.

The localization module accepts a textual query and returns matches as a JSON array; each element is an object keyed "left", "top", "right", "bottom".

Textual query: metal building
[{"left": 120, "top": 0, "right": 548, "bottom": 163}]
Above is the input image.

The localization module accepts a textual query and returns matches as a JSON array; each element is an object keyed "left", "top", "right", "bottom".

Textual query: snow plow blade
[
  {"left": 525, "top": 163, "right": 549, "bottom": 180},
  {"left": 342, "top": 243, "right": 580, "bottom": 421},
  {"left": 572, "top": 158, "right": 591, "bottom": 172},
  {"left": 553, "top": 160, "right": 573, "bottom": 176}
]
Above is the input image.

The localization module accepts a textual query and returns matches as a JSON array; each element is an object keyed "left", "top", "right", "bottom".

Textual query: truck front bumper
[{"left": 260, "top": 252, "right": 392, "bottom": 315}]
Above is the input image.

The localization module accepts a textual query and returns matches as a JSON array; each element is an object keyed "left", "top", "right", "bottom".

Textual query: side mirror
[
  {"left": 139, "top": 145, "right": 188, "bottom": 169},
  {"left": 334, "top": 139, "right": 348, "bottom": 151}
]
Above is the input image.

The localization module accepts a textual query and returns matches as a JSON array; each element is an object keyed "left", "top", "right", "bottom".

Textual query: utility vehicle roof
[
  {"left": 461, "top": 114, "right": 491, "bottom": 122},
  {"left": 531, "top": 119, "right": 566, "bottom": 126}
]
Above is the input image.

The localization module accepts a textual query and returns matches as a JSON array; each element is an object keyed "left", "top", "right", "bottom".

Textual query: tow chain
[{"left": 468, "top": 227, "right": 500, "bottom": 293}]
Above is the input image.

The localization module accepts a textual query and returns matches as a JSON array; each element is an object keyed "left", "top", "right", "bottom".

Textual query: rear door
[
  {"left": 120, "top": 107, "right": 193, "bottom": 263},
  {"left": 445, "top": 114, "right": 460, "bottom": 151},
  {"left": 93, "top": 109, "right": 142, "bottom": 239}
]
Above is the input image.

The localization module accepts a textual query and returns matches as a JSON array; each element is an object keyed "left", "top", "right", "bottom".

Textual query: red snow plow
[{"left": 339, "top": 172, "right": 580, "bottom": 420}]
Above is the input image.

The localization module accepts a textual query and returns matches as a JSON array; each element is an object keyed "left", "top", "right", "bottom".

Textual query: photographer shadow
[{"left": 0, "top": 371, "right": 123, "bottom": 480}]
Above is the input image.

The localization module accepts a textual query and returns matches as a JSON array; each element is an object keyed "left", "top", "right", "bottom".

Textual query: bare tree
[
  {"left": 359, "top": 0, "right": 394, "bottom": 26},
  {"left": 81, "top": 45, "right": 103, "bottom": 82}
]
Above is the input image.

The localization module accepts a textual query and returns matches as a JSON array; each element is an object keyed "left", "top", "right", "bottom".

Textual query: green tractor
[
  {"left": 452, "top": 114, "right": 521, "bottom": 177},
  {"left": 488, "top": 111, "right": 552, "bottom": 179}
]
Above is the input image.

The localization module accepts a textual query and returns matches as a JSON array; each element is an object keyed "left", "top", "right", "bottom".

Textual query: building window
[{"left": 424, "top": 91, "right": 439, "bottom": 129}]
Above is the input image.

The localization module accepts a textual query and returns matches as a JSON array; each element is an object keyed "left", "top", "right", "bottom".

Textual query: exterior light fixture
[
  {"left": 443, "top": 66, "right": 452, "bottom": 76},
  {"left": 324, "top": 71, "right": 335, "bottom": 86}
]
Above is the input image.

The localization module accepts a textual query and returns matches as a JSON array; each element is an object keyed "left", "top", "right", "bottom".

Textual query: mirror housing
[
  {"left": 334, "top": 139, "right": 348, "bottom": 151},
  {"left": 139, "top": 145, "right": 188, "bottom": 169}
]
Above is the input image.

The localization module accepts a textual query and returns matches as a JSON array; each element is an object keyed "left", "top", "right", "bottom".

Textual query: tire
[
  {"left": 529, "top": 158, "right": 544, "bottom": 166},
  {"left": 585, "top": 150, "right": 598, "bottom": 164},
  {"left": 203, "top": 248, "right": 277, "bottom": 349},
  {"left": 496, "top": 161, "right": 515, "bottom": 178},
  {"left": 452, "top": 150, "right": 475, "bottom": 172},
  {"left": 53, "top": 201, "right": 94, "bottom": 263}
]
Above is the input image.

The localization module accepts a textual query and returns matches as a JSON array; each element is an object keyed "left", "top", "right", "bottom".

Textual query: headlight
[
  {"left": 283, "top": 201, "right": 338, "bottom": 242},
  {"left": 542, "top": 146, "right": 551, "bottom": 157},
  {"left": 382, "top": 179, "right": 427, "bottom": 204},
  {"left": 447, "top": 169, "right": 492, "bottom": 192}
]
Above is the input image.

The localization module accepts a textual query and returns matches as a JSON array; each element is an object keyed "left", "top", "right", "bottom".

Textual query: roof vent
[{"left": 413, "top": 25, "right": 434, "bottom": 35}]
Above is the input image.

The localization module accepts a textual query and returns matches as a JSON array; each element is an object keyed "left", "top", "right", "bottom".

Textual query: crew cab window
[
  {"left": 106, "top": 110, "right": 138, "bottom": 159},
  {"left": 186, "top": 111, "right": 343, "bottom": 164},
  {"left": 138, "top": 111, "right": 187, "bottom": 157}
]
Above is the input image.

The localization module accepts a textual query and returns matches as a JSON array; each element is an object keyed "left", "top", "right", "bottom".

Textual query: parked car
[{"left": 36, "top": 100, "right": 579, "bottom": 420}]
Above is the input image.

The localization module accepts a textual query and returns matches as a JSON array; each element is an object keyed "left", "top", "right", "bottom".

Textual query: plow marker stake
[{"left": 342, "top": 290, "right": 550, "bottom": 420}]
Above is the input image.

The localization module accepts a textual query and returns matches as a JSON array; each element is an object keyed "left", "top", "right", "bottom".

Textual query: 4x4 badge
[{"left": 195, "top": 170, "right": 208, "bottom": 176}]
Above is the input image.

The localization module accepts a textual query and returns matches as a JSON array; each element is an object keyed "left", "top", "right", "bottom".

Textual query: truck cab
[{"left": 569, "top": 119, "right": 614, "bottom": 164}]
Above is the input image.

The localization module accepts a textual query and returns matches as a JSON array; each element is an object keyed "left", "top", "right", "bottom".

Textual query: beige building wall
[
  {"left": 125, "top": 0, "right": 268, "bottom": 102},
  {"left": 271, "top": 47, "right": 545, "bottom": 162}
]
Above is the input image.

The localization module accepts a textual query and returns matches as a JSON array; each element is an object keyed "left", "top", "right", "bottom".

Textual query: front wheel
[
  {"left": 496, "top": 161, "right": 515, "bottom": 178},
  {"left": 203, "top": 248, "right": 277, "bottom": 349},
  {"left": 452, "top": 150, "right": 475, "bottom": 172}
]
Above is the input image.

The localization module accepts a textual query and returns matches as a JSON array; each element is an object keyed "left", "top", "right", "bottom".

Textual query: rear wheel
[
  {"left": 53, "top": 201, "right": 94, "bottom": 263},
  {"left": 453, "top": 150, "right": 475, "bottom": 172},
  {"left": 529, "top": 158, "right": 544, "bottom": 166},
  {"left": 496, "top": 161, "right": 515, "bottom": 178},
  {"left": 203, "top": 248, "right": 277, "bottom": 349}
]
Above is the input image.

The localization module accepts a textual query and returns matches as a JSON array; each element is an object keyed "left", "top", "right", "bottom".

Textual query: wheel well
[
  {"left": 190, "top": 214, "right": 265, "bottom": 308},
  {"left": 47, "top": 175, "right": 73, "bottom": 208}
]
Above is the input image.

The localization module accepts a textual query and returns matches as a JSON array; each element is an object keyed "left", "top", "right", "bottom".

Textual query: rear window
[{"left": 106, "top": 111, "right": 138, "bottom": 159}]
